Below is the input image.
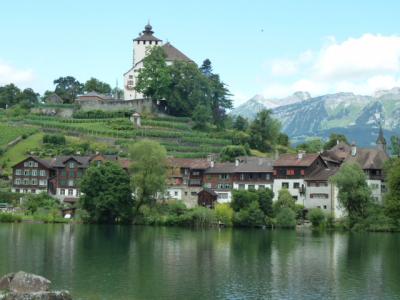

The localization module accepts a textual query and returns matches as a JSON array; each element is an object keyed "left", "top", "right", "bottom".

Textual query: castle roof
[
  {"left": 133, "top": 23, "right": 162, "bottom": 42},
  {"left": 162, "top": 43, "right": 192, "bottom": 62}
]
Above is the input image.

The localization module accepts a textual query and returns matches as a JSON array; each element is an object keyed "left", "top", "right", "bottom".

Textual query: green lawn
[
  {"left": 0, "top": 124, "right": 37, "bottom": 148},
  {"left": 0, "top": 133, "right": 44, "bottom": 174}
]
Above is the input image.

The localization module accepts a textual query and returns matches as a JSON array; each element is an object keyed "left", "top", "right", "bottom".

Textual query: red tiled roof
[{"left": 274, "top": 153, "right": 320, "bottom": 167}]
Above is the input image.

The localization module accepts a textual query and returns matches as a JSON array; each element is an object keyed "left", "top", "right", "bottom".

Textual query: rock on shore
[{"left": 0, "top": 272, "right": 72, "bottom": 300}]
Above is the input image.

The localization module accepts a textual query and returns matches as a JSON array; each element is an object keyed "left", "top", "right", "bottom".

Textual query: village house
[
  {"left": 11, "top": 154, "right": 131, "bottom": 204},
  {"left": 11, "top": 156, "right": 52, "bottom": 195},
  {"left": 166, "top": 158, "right": 210, "bottom": 208},
  {"left": 273, "top": 152, "right": 328, "bottom": 204}
]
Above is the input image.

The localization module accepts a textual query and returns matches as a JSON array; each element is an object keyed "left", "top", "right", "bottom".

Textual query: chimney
[
  {"left": 210, "top": 160, "right": 215, "bottom": 168},
  {"left": 336, "top": 139, "right": 340, "bottom": 145},
  {"left": 235, "top": 159, "right": 240, "bottom": 167},
  {"left": 351, "top": 142, "right": 357, "bottom": 156},
  {"left": 297, "top": 151, "right": 305, "bottom": 160}
]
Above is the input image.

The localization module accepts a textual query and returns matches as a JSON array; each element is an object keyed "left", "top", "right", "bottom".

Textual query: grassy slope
[{"left": 0, "top": 133, "right": 44, "bottom": 174}]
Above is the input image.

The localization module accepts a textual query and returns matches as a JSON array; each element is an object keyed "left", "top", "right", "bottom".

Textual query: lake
[{"left": 0, "top": 224, "right": 399, "bottom": 300}]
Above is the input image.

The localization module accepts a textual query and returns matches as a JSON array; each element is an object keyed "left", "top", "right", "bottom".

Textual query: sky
[{"left": 1, "top": 0, "right": 400, "bottom": 107}]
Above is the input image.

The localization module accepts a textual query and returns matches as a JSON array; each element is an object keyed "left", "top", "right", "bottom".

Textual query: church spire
[{"left": 376, "top": 124, "right": 387, "bottom": 152}]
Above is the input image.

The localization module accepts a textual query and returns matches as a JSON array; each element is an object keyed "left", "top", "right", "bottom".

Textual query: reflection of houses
[{"left": 166, "top": 158, "right": 211, "bottom": 208}]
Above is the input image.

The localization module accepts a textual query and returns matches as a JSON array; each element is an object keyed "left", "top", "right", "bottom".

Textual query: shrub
[
  {"left": 276, "top": 207, "right": 296, "bottom": 228},
  {"left": 308, "top": 208, "right": 326, "bottom": 227},
  {"left": 43, "top": 134, "right": 66, "bottom": 145},
  {"left": 22, "top": 193, "right": 60, "bottom": 214},
  {"left": 234, "top": 201, "right": 265, "bottom": 227},
  {"left": 0, "top": 212, "right": 22, "bottom": 223},
  {"left": 189, "top": 207, "right": 216, "bottom": 227},
  {"left": 215, "top": 203, "right": 234, "bottom": 226}
]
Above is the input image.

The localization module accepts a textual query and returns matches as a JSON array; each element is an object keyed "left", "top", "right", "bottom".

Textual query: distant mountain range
[{"left": 231, "top": 88, "right": 400, "bottom": 147}]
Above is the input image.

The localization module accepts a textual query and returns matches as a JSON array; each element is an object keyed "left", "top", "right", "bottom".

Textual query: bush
[
  {"left": 308, "top": 208, "right": 326, "bottom": 227},
  {"left": 276, "top": 207, "right": 296, "bottom": 228},
  {"left": 22, "top": 193, "right": 60, "bottom": 214},
  {"left": 215, "top": 203, "right": 234, "bottom": 226},
  {"left": 43, "top": 134, "right": 66, "bottom": 145},
  {"left": 0, "top": 212, "right": 22, "bottom": 223},
  {"left": 189, "top": 207, "right": 216, "bottom": 227},
  {"left": 234, "top": 201, "right": 265, "bottom": 227}
]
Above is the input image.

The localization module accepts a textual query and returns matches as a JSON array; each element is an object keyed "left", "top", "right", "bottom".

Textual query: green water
[{"left": 1, "top": 224, "right": 400, "bottom": 300}]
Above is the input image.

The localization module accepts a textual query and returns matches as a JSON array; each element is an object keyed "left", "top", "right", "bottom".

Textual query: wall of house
[
  {"left": 305, "top": 181, "right": 333, "bottom": 212},
  {"left": 12, "top": 159, "right": 50, "bottom": 195},
  {"left": 367, "top": 179, "right": 383, "bottom": 203},
  {"left": 273, "top": 179, "right": 306, "bottom": 204}
]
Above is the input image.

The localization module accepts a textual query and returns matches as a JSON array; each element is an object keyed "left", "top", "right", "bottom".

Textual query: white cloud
[
  {"left": 0, "top": 60, "right": 34, "bottom": 87},
  {"left": 262, "top": 34, "right": 400, "bottom": 98}
]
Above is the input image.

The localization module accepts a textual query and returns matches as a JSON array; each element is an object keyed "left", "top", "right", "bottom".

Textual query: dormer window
[{"left": 69, "top": 162, "right": 75, "bottom": 168}]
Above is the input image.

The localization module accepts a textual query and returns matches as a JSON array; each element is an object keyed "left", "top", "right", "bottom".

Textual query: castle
[
  {"left": 74, "top": 23, "right": 192, "bottom": 114},
  {"left": 123, "top": 23, "right": 192, "bottom": 100}
]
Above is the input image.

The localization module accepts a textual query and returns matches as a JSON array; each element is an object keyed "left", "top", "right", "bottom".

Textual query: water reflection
[{"left": 0, "top": 224, "right": 399, "bottom": 300}]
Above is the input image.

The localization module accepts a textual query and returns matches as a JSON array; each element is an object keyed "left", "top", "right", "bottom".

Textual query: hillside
[
  {"left": 231, "top": 88, "right": 400, "bottom": 146},
  {"left": 0, "top": 110, "right": 232, "bottom": 174}
]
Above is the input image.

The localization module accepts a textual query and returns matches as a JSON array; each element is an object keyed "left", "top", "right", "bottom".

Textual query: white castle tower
[
  {"left": 123, "top": 23, "right": 162, "bottom": 100},
  {"left": 123, "top": 23, "right": 192, "bottom": 101}
]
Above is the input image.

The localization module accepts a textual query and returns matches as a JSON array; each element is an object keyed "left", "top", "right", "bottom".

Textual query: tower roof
[
  {"left": 133, "top": 23, "right": 162, "bottom": 42},
  {"left": 376, "top": 125, "right": 387, "bottom": 145}
]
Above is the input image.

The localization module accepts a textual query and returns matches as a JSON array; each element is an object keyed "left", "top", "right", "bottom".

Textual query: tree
[
  {"left": 233, "top": 115, "right": 249, "bottom": 131},
  {"left": 233, "top": 201, "right": 265, "bottom": 227},
  {"left": 308, "top": 208, "right": 326, "bottom": 227},
  {"left": 130, "top": 140, "right": 167, "bottom": 209},
  {"left": 273, "top": 189, "right": 296, "bottom": 213},
  {"left": 384, "top": 158, "right": 400, "bottom": 220},
  {"left": 257, "top": 189, "right": 274, "bottom": 217},
  {"left": 0, "top": 84, "right": 21, "bottom": 108},
  {"left": 199, "top": 59, "right": 213, "bottom": 77},
  {"left": 135, "top": 46, "right": 171, "bottom": 101},
  {"left": 331, "top": 163, "right": 372, "bottom": 226},
  {"left": 323, "top": 133, "right": 348, "bottom": 150},
  {"left": 297, "top": 139, "right": 323, "bottom": 153},
  {"left": 249, "top": 109, "right": 281, "bottom": 152},
  {"left": 276, "top": 207, "right": 296, "bottom": 228},
  {"left": 390, "top": 136, "right": 400, "bottom": 157},
  {"left": 80, "top": 162, "right": 133, "bottom": 223},
  {"left": 84, "top": 77, "right": 112, "bottom": 94},
  {"left": 192, "top": 103, "right": 212, "bottom": 130},
  {"left": 53, "top": 76, "right": 84, "bottom": 103},
  {"left": 277, "top": 133, "right": 290, "bottom": 147},
  {"left": 220, "top": 145, "right": 249, "bottom": 162}
]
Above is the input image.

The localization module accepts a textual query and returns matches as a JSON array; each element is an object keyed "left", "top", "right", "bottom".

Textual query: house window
[
  {"left": 61, "top": 170, "right": 66, "bottom": 177},
  {"left": 217, "top": 193, "right": 229, "bottom": 200},
  {"left": 191, "top": 192, "right": 197, "bottom": 196},
  {"left": 24, "top": 170, "right": 30, "bottom": 176},
  {"left": 192, "top": 171, "right": 200, "bottom": 176},
  {"left": 15, "top": 169, "right": 22, "bottom": 175},
  {"left": 60, "top": 179, "right": 66, "bottom": 186},
  {"left": 248, "top": 185, "right": 255, "bottom": 190},
  {"left": 24, "top": 162, "right": 29, "bottom": 167},
  {"left": 300, "top": 170, "right": 305, "bottom": 176},
  {"left": 185, "top": 192, "right": 188, "bottom": 196},
  {"left": 129, "top": 75, "right": 133, "bottom": 79},
  {"left": 310, "top": 193, "right": 329, "bottom": 199},
  {"left": 282, "top": 182, "right": 289, "bottom": 189},
  {"left": 219, "top": 174, "right": 230, "bottom": 180},
  {"left": 273, "top": 170, "right": 277, "bottom": 176},
  {"left": 238, "top": 184, "right": 245, "bottom": 190},
  {"left": 323, "top": 205, "right": 327, "bottom": 209},
  {"left": 23, "top": 189, "right": 28, "bottom": 193},
  {"left": 69, "top": 170, "right": 75, "bottom": 177},
  {"left": 60, "top": 189, "right": 65, "bottom": 195},
  {"left": 28, "top": 161, "right": 34, "bottom": 167},
  {"left": 266, "top": 174, "right": 271, "bottom": 180},
  {"left": 31, "top": 170, "right": 38, "bottom": 176},
  {"left": 294, "top": 182, "right": 300, "bottom": 189},
  {"left": 15, "top": 179, "right": 21, "bottom": 185},
  {"left": 69, "top": 162, "right": 75, "bottom": 168},
  {"left": 286, "top": 169, "right": 295, "bottom": 176},
  {"left": 39, "top": 180, "right": 47, "bottom": 186},
  {"left": 204, "top": 183, "right": 211, "bottom": 189},
  {"left": 174, "top": 191, "right": 178, "bottom": 196},
  {"left": 23, "top": 179, "right": 29, "bottom": 185},
  {"left": 258, "top": 185, "right": 265, "bottom": 190},
  {"left": 68, "top": 189, "right": 73, "bottom": 196},
  {"left": 184, "top": 169, "right": 189, "bottom": 175},
  {"left": 31, "top": 179, "right": 37, "bottom": 185},
  {"left": 34, "top": 162, "right": 38, "bottom": 168},
  {"left": 39, "top": 170, "right": 46, "bottom": 176},
  {"left": 68, "top": 180, "right": 74, "bottom": 187}
]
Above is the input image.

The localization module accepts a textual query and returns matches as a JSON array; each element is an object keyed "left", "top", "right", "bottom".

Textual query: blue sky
[{"left": 1, "top": 0, "right": 400, "bottom": 106}]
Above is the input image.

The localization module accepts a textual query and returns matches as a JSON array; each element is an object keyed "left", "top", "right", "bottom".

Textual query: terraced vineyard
[
  {"left": 10, "top": 115, "right": 232, "bottom": 158},
  {"left": 0, "top": 124, "right": 37, "bottom": 149}
]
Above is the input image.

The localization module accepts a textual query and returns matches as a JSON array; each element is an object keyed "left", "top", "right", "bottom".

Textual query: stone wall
[
  {"left": 76, "top": 99, "right": 167, "bottom": 114},
  {"left": 31, "top": 107, "right": 74, "bottom": 118}
]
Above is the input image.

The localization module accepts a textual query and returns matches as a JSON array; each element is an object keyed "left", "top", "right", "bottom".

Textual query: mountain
[
  {"left": 230, "top": 91, "right": 311, "bottom": 118},
  {"left": 232, "top": 88, "right": 400, "bottom": 147}
]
